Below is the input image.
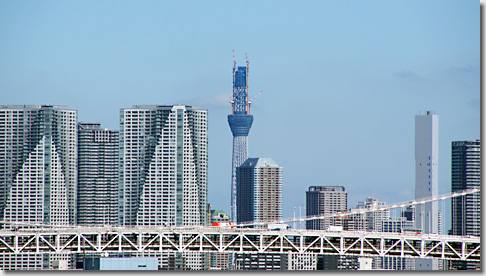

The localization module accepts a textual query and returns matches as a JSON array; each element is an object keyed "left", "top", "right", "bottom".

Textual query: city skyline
[{"left": 0, "top": 0, "right": 480, "bottom": 232}]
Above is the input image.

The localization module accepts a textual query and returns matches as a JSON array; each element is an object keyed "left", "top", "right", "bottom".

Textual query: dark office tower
[
  {"left": 450, "top": 140, "right": 480, "bottom": 270},
  {"left": 77, "top": 123, "right": 119, "bottom": 226},
  {"left": 451, "top": 140, "right": 480, "bottom": 236},
  {"left": 0, "top": 105, "right": 77, "bottom": 270},
  {"left": 236, "top": 157, "right": 282, "bottom": 224},
  {"left": 228, "top": 58, "right": 254, "bottom": 222},
  {"left": 306, "top": 186, "right": 347, "bottom": 230}
]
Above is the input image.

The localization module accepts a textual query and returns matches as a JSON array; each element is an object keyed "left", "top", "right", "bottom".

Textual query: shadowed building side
[{"left": 236, "top": 157, "right": 282, "bottom": 225}]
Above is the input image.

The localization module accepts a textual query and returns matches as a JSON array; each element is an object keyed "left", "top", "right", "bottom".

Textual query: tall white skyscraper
[
  {"left": 119, "top": 105, "right": 208, "bottom": 270},
  {"left": 0, "top": 105, "right": 77, "bottom": 270},
  {"left": 0, "top": 105, "right": 77, "bottom": 227},
  {"left": 414, "top": 111, "right": 439, "bottom": 234},
  {"left": 119, "top": 105, "right": 208, "bottom": 227},
  {"left": 414, "top": 111, "right": 439, "bottom": 270}
]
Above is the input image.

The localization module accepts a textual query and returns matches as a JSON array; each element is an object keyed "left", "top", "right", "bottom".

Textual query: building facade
[
  {"left": 342, "top": 197, "right": 414, "bottom": 270},
  {"left": 287, "top": 253, "right": 317, "bottom": 270},
  {"left": 451, "top": 140, "right": 480, "bottom": 237},
  {"left": 209, "top": 210, "right": 231, "bottom": 270},
  {"left": 234, "top": 253, "right": 287, "bottom": 270},
  {"left": 306, "top": 186, "right": 347, "bottom": 230},
  {"left": 414, "top": 111, "right": 439, "bottom": 270},
  {"left": 0, "top": 105, "right": 77, "bottom": 227},
  {"left": 84, "top": 257, "right": 158, "bottom": 270},
  {"left": 77, "top": 122, "right": 119, "bottom": 226},
  {"left": 236, "top": 157, "right": 282, "bottom": 224},
  {"left": 414, "top": 111, "right": 439, "bottom": 235},
  {"left": 0, "top": 105, "right": 77, "bottom": 269},
  {"left": 450, "top": 140, "right": 480, "bottom": 270},
  {"left": 119, "top": 105, "right": 207, "bottom": 227},
  {"left": 119, "top": 105, "right": 208, "bottom": 270}
]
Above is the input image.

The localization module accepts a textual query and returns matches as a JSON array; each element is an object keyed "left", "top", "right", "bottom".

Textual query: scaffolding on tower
[{"left": 228, "top": 51, "right": 258, "bottom": 223}]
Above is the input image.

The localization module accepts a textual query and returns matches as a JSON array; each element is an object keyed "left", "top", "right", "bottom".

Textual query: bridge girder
[{"left": 0, "top": 228, "right": 479, "bottom": 262}]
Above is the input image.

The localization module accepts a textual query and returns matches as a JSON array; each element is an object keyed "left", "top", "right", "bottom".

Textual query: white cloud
[{"left": 178, "top": 92, "right": 232, "bottom": 108}]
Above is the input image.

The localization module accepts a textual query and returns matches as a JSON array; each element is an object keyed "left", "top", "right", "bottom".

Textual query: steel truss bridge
[
  {"left": 0, "top": 227, "right": 479, "bottom": 262},
  {"left": 0, "top": 188, "right": 479, "bottom": 262}
]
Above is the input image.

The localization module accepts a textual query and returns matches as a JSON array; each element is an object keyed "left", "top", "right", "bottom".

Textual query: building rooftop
[{"left": 240, "top": 157, "right": 279, "bottom": 168}]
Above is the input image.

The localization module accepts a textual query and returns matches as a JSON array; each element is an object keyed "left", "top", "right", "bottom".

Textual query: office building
[
  {"left": 451, "top": 140, "right": 480, "bottom": 270},
  {"left": 209, "top": 210, "right": 231, "bottom": 270},
  {"left": 236, "top": 157, "right": 282, "bottom": 224},
  {"left": 119, "top": 105, "right": 208, "bottom": 270},
  {"left": 287, "top": 253, "right": 317, "bottom": 270},
  {"left": 414, "top": 111, "right": 439, "bottom": 234},
  {"left": 451, "top": 140, "right": 480, "bottom": 236},
  {"left": 77, "top": 122, "right": 119, "bottom": 226},
  {"left": 234, "top": 157, "right": 284, "bottom": 270},
  {"left": 0, "top": 105, "right": 77, "bottom": 269},
  {"left": 316, "top": 255, "right": 358, "bottom": 270},
  {"left": 342, "top": 197, "right": 415, "bottom": 270},
  {"left": 84, "top": 257, "right": 158, "bottom": 270},
  {"left": 306, "top": 186, "right": 347, "bottom": 230},
  {"left": 211, "top": 209, "right": 230, "bottom": 223},
  {"left": 344, "top": 197, "right": 389, "bottom": 232},
  {"left": 414, "top": 111, "right": 439, "bottom": 270},
  {"left": 228, "top": 61, "right": 254, "bottom": 222},
  {"left": 234, "top": 253, "right": 287, "bottom": 270}
]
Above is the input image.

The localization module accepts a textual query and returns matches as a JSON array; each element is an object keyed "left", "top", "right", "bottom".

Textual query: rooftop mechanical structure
[{"left": 228, "top": 53, "right": 253, "bottom": 223}]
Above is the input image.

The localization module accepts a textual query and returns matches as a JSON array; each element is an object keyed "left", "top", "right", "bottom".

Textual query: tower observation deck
[{"left": 228, "top": 58, "right": 253, "bottom": 223}]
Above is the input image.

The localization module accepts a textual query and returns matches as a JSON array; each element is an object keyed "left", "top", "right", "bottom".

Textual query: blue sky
[{"left": 0, "top": 0, "right": 480, "bottom": 229}]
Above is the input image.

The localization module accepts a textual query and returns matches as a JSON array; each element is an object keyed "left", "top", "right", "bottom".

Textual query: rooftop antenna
[
  {"left": 245, "top": 52, "right": 249, "bottom": 108},
  {"left": 231, "top": 49, "right": 236, "bottom": 114},
  {"left": 232, "top": 49, "right": 236, "bottom": 85}
]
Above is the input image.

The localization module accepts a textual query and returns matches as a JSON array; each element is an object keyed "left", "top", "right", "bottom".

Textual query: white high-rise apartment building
[
  {"left": 414, "top": 111, "right": 439, "bottom": 270},
  {"left": 119, "top": 105, "right": 208, "bottom": 270},
  {"left": 0, "top": 105, "right": 77, "bottom": 226},
  {"left": 0, "top": 105, "right": 77, "bottom": 270},
  {"left": 119, "top": 105, "right": 207, "bottom": 227}
]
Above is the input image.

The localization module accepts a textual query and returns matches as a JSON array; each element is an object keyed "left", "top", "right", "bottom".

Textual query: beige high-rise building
[
  {"left": 306, "top": 186, "right": 347, "bottom": 230},
  {"left": 236, "top": 157, "right": 282, "bottom": 224}
]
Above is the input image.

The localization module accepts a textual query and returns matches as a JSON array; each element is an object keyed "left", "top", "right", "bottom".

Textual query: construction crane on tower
[{"left": 248, "top": 90, "right": 263, "bottom": 115}]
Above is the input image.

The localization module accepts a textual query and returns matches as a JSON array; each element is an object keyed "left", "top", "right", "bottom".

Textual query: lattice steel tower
[{"left": 228, "top": 54, "right": 253, "bottom": 222}]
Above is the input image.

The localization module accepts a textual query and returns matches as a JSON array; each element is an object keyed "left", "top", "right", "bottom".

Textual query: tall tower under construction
[{"left": 228, "top": 56, "right": 253, "bottom": 222}]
